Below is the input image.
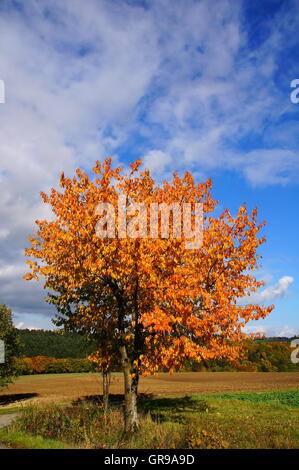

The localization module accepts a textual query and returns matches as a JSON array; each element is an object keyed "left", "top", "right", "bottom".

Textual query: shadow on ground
[
  {"left": 0, "top": 393, "right": 38, "bottom": 406},
  {"left": 73, "top": 393, "right": 209, "bottom": 423}
]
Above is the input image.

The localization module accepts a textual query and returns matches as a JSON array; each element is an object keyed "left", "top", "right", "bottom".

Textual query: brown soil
[{"left": 1, "top": 372, "right": 298, "bottom": 408}]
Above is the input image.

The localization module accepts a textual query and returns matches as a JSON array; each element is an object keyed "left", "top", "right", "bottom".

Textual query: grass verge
[
  {"left": 0, "top": 429, "right": 75, "bottom": 449},
  {"left": 0, "top": 407, "right": 23, "bottom": 415}
]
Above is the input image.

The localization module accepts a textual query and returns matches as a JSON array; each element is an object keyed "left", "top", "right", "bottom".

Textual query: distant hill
[
  {"left": 18, "top": 329, "right": 94, "bottom": 358},
  {"left": 254, "top": 336, "right": 299, "bottom": 343},
  {"left": 186, "top": 340, "right": 299, "bottom": 372}
]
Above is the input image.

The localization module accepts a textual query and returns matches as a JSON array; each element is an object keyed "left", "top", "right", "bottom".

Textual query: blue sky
[{"left": 0, "top": 0, "right": 298, "bottom": 335}]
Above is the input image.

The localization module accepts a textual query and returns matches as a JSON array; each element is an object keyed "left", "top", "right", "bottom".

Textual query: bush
[
  {"left": 236, "top": 361, "right": 258, "bottom": 372},
  {"left": 186, "top": 429, "right": 229, "bottom": 449}
]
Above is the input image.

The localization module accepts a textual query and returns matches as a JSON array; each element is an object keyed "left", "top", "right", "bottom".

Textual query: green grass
[
  {"left": 0, "top": 429, "right": 75, "bottom": 449},
  {"left": 197, "top": 389, "right": 299, "bottom": 408},
  {"left": 138, "top": 390, "right": 299, "bottom": 448},
  {"left": 0, "top": 407, "right": 23, "bottom": 415},
  {"left": 191, "top": 397, "right": 299, "bottom": 448}
]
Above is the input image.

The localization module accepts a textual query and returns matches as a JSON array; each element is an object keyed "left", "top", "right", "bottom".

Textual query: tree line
[
  {"left": 17, "top": 329, "right": 299, "bottom": 373},
  {"left": 18, "top": 328, "right": 93, "bottom": 358}
]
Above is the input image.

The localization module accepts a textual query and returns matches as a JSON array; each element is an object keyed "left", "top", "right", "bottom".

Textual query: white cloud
[
  {"left": 242, "top": 276, "right": 294, "bottom": 305},
  {"left": 0, "top": 229, "right": 9, "bottom": 239},
  {"left": 243, "top": 324, "right": 298, "bottom": 338},
  {"left": 241, "top": 149, "right": 299, "bottom": 186},
  {"left": 13, "top": 312, "right": 53, "bottom": 330},
  {"left": 142, "top": 150, "right": 172, "bottom": 175}
]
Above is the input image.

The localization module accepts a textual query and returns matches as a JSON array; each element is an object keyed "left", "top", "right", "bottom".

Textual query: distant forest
[
  {"left": 16, "top": 329, "right": 299, "bottom": 374},
  {"left": 18, "top": 329, "right": 94, "bottom": 358}
]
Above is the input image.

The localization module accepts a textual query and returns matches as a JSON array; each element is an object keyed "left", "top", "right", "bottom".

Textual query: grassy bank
[
  {"left": 1, "top": 389, "right": 299, "bottom": 449},
  {"left": 0, "top": 407, "right": 23, "bottom": 415},
  {"left": 0, "top": 429, "right": 74, "bottom": 449}
]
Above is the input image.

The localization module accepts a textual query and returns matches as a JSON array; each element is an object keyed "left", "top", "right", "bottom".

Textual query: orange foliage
[{"left": 24, "top": 158, "right": 273, "bottom": 378}]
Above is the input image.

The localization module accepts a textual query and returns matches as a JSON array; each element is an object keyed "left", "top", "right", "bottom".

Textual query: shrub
[{"left": 186, "top": 429, "right": 229, "bottom": 449}]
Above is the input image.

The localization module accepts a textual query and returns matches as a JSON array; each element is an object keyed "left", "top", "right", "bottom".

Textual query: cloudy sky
[{"left": 0, "top": 0, "right": 298, "bottom": 336}]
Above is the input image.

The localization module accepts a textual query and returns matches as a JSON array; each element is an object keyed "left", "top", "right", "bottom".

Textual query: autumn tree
[{"left": 24, "top": 158, "right": 273, "bottom": 433}]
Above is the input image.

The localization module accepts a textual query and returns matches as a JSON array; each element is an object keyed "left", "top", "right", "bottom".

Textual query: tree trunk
[
  {"left": 120, "top": 345, "right": 139, "bottom": 434},
  {"left": 102, "top": 370, "right": 111, "bottom": 415}
]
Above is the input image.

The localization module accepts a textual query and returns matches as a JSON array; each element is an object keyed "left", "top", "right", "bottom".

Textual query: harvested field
[{"left": 1, "top": 372, "right": 299, "bottom": 408}]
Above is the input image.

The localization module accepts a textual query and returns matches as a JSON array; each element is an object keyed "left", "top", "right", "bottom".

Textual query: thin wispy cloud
[
  {"left": 241, "top": 276, "right": 294, "bottom": 306},
  {"left": 243, "top": 324, "right": 297, "bottom": 338}
]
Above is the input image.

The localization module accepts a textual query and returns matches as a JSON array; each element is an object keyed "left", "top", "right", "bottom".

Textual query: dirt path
[{"left": 0, "top": 413, "right": 20, "bottom": 449}]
